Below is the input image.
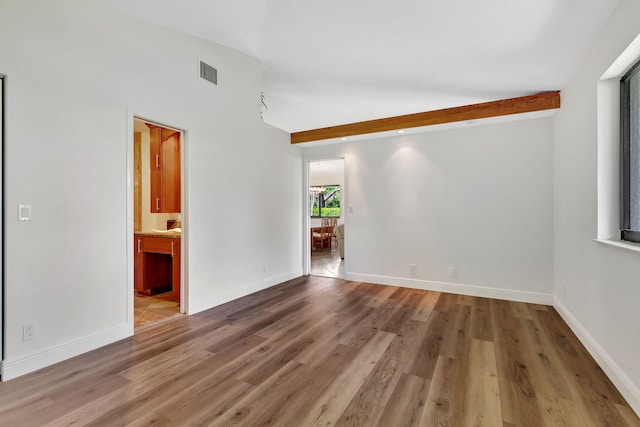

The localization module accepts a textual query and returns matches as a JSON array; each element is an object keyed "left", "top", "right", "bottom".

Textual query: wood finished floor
[{"left": 1, "top": 276, "right": 638, "bottom": 426}]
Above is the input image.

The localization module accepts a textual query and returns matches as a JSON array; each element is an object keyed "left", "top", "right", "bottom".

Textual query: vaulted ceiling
[{"left": 91, "top": 0, "right": 620, "bottom": 132}]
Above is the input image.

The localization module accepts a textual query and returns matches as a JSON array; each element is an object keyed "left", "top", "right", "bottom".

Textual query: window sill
[{"left": 593, "top": 238, "right": 640, "bottom": 253}]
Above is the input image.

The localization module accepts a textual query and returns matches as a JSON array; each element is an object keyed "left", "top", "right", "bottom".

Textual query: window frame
[
  {"left": 310, "top": 184, "right": 341, "bottom": 219},
  {"left": 620, "top": 58, "right": 640, "bottom": 243}
]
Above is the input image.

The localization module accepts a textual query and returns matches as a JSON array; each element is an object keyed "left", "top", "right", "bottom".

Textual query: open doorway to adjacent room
[
  {"left": 308, "top": 159, "right": 345, "bottom": 279},
  {"left": 132, "top": 117, "right": 184, "bottom": 330}
]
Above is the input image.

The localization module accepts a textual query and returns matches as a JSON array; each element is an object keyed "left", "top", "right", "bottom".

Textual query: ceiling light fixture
[
  {"left": 340, "top": 137, "right": 347, "bottom": 141},
  {"left": 397, "top": 130, "right": 406, "bottom": 134}
]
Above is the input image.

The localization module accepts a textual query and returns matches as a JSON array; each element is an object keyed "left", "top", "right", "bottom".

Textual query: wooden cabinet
[
  {"left": 148, "top": 125, "right": 181, "bottom": 213},
  {"left": 149, "top": 126, "right": 162, "bottom": 172},
  {"left": 134, "top": 234, "right": 181, "bottom": 299}
]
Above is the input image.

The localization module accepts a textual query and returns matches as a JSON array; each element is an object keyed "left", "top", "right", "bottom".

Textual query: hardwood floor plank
[
  {"left": 470, "top": 297, "right": 493, "bottom": 342},
  {"left": 490, "top": 299, "right": 544, "bottom": 426},
  {"left": 616, "top": 404, "right": 640, "bottom": 427},
  {"left": 124, "top": 410, "right": 173, "bottom": 427},
  {"left": 336, "top": 320, "right": 423, "bottom": 426},
  {"left": 411, "top": 290, "right": 439, "bottom": 323},
  {"left": 377, "top": 373, "right": 430, "bottom": 427},
  {"left": 235, "top": 327, "right": 327, "bottom": 386},
  {"left": 460, "top": 339, "right": 503, "bottom": 426},
  {"left": 536, "top": 392, "right": 593, "bottom": 427},
  {"left": 419, "top": 356, "right": 456, "bottom": 427},
  {"left": 43, "top": 388, "right": 129, "bottom": 427},
  {"left": 85, "top": 354, "right": 249, "bottom": 426},
  {"left": 204, "top": 301, "right": 306, "bottom": 353},
  {"left": 438, "top": 303, "right": 472, "bottom": 360},
  {"left": 337, "top": 303, "right": 394, "bottom": 348},
  {"left": 294, "top": 305, "right": 375, "bottom": 363},
  {"left": 299, "top": 330, "right": 396, "bottom": 426},
  {"left": 365, "top": 285, "right": 400, "bottom": 308},
  {"left": 403, "top": 311, "right": 448, "bottom": 380},
  {"left": 380, "top": 289, "right": 422, "bottom": 334},
  {"left": 0, "top": 393, "right": 54, "bottom": 427},
  {"left": 517, "top": 317, "right": 573, "bottom": 400},
  {"left": 10, "top": 373, "right": 130, "bottom": 427},
  {"left": 510, "top": 301, "right": 535, "bottom": 320},
  {"left": 533, "top": 309, "right": 631, "bottom": 426},
  {"left": 213, "top": 362, "right": 336, "bottom": 427},
  {"left": 0, "top": 277, "right": 637, "bottom": 426},
  {"left": 160, "top": 375, "right": 255, "bottom": 425}
]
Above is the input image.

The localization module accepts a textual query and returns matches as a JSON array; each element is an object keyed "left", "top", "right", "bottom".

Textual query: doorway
[
  {"left": 132, "top": 118, "right": 184, "bottom": 329},
  {"left": 308, "top": 159, "right": 345, "bottom": 279}
]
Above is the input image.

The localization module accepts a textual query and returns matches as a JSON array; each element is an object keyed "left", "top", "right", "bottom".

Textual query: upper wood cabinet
[
  {"left": 148, "top": 125, "right": 181, "bottom": 213},
  {"left": 149, "top": 126, "right": 162, "bottom": 172}
]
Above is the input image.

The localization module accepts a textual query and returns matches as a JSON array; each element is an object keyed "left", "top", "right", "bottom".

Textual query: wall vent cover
[{"left": 200, "top": 61, "right": 217, "bottom": 85}]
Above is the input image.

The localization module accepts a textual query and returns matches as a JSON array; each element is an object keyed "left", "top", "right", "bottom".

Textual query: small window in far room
[
  {"left": 310, "top": 185, "right": 341, "bottom": 218},
  {"left": 621, "top": 58, "right": 640, "bottom": 243}
]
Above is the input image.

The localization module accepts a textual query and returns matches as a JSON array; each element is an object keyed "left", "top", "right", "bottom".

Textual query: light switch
[
  {"left": 348, "top": 204, "right": 354, "bottom": 214},
  {"left": 18, "top": 204, "right": 31, "bottom": 221}
]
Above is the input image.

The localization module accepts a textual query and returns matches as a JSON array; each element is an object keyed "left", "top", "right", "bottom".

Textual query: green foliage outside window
[{"left": 310, "top": 185, "right": 341, "bottom": 218}]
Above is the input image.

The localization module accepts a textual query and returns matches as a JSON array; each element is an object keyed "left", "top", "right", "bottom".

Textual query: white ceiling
[{"left": 92, "top": 0, "right": 620, "bottom": 132}]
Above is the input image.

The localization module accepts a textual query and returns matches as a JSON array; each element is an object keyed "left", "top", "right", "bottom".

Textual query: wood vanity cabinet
[
  {"left": 134, "top": 233, "right": 181, "bottom": 299},
  {"left": 148, "top": 125, "right": 181, "bottom": 213}
]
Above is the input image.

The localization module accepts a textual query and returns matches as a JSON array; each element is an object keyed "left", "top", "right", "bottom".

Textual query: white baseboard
[
  {"left": 346, "top": 272, "right": 553, "bottom": 305},
  {"left": 189, "top": 269, "right": 304, "bottom": 315},
  {"left": 1, "top": 323, "right": 131, "bottom": 381},
  {"left": 553, "top": 297, "right": 640, "bottom": 417}
]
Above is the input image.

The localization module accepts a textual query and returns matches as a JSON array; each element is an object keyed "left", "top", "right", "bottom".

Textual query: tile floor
[
  {"left": 310, "top": 245, "right": 344, "bottom": 279},
  {"left": 134, "top": 291, "right": 181, "bottom": 329}
]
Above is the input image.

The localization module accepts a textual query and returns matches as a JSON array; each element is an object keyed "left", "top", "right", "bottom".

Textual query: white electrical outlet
[
  {"left": 449, "top": 267, "right": 457, "bottom": 278},
  {"left": 410, "top": 264, "right": 417, "bottom": 277},
  {"left": 18, "top": 204, "right": 32, "bottom": 221},
  {"left": 23, "top": 323, "right": 36, "bottom": 341}
]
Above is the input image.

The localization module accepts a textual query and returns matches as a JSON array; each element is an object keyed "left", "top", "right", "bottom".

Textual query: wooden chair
[
  {"left": 312, "top": 218, "right": 333, "bottom": 251},
  {"left": 328, "top": 218, "right": 338, "bottom": 248}
]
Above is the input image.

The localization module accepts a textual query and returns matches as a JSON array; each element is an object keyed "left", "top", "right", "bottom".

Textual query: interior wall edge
[
  {"left": 188, "top": 269, "right": 303, "bottom": 315},
  {"left": 553, "top": 296, "right": 640, "bottom": 417},
  {"left": 0, "top": 323, "right": 130, "bottom": 381},
  {"left": 347, "top": 272, "right": 554, "bottom": 306}
]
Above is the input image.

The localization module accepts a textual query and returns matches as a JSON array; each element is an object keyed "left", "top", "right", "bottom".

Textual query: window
[
  {"left": 310, "top": 185, "right": 341, "bottom": 218},
  {"left": 621, "top": 59, "right": 640, "bottom": 243}
]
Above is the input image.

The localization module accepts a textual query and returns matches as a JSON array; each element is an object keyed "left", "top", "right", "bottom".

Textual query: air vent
[{"left": 200, "top": 61, "right": 217, "bottom": 85}]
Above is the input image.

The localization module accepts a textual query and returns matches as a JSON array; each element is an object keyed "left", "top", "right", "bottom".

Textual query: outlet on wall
[
  {"left": 449, "top": 267, "right": 457, "bottom": 278},
  {"left": 409, "top": 264, "right": 417, "bottom": 277},
  {"left": 23, "top": 323, "right": 36, "bottom": 341}
]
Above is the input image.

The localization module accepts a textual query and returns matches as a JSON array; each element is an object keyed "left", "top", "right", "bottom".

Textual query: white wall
[
  {"left": 552, "top": 0, "right": 640, "bottom": 413},
  {"left": 0, "top": 77, "right": 4, "bottom": 363},
  {"left": 303, "top": 118, "right": 554, "bottom": 302},
  {"left": 0, "top": 0, "right": 301, "bottom": 379}
]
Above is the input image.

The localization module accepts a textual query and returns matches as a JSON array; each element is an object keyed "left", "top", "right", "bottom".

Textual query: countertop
[{"left": 134, "top": 231, "right": 181, "bottom": 238}]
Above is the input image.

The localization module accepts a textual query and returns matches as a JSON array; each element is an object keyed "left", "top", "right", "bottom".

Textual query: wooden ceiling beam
[{"left": 290, "top": 91, "right": 560, "bottom": 144}]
